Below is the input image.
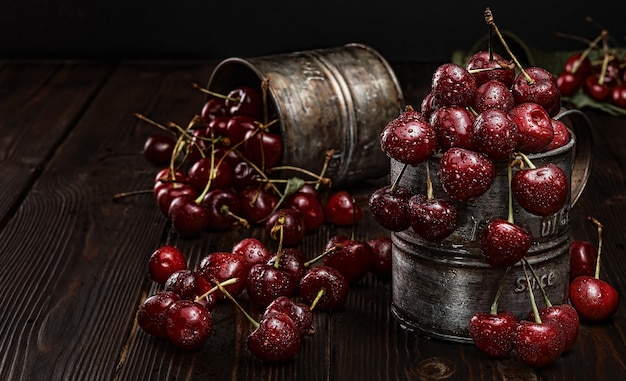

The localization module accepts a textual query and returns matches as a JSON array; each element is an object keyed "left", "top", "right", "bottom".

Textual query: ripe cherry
[
  {"left": 264, "top": 296, "right": 314, "bottom": 338},
  {"left": 368, "top": 184, "right": 412, "bottom": 232},
  {"left": 465, "top": 50, "right": 515, "bottom": 87},
  {"left": 247, "top": 311, "right": 301, "bottom": 362},
  {"left": 511, "top": 67, "right": 561, "bottom": 117},
  {"left": 287, "top": 190, "right": 325, "bottom": 233},
  {"left": 570, "top": 217, "right": 619, "bottom": 321},
  {"left": 438, "top": 147, "right": 496, "bottom": 202},
  {"left": 472, "top": 108, "right": 519, "bottom": 161},
  {"left": 380, "top": 106, "right": 437, "bottom": 166},
  {"left": 366, "top": 236, "right": 393, "bottom": 279},
  {"left": 198, "top": 252, "right": 249, "bottom": 300},
  {"left": 232, "top": 237, "right": 272, "bottom": 267},
  {"left": 168, "top": 194, "right": 210, "bottom": 237},
  {"left": 569, "top": 240, "right": 597, "bottom": 281},
  {"left": 431, "top": 62, "right": 478, "bottom": 107},
  {"left": 165, "top": 299, "right": 212, "bottom": 350},
  {"left": 225, "top": 86, "right": 262, "bottom": 118},
  {"left": 298, "top": 265, "right": 349, "bottom": 311},
  {"left": 469, "top": 311, "right": 519, "bottom": 358},
  {"left": 137, "top": 291, "right": 181, "bottom": 338},
  {"left": 323, "top": 235, "right": 374, "bottom": 284},
  {"left": 143, "top": 134, "right": 176, "bottom": 165},
  {"left": 324, "top": 190, "right": 362, "bottom": 226},
  {"left": 428, "top": 106, "right": 476, "bottom": 151},
  {"left": 511, "top": 156, "right": 569, "bottom": 217},
  {"left": 508, "top": 102, "right": 554, "bottom": 153},
  {"left": 265, "top": 208, "right": 306, "bottom": 247},
  {"left": 148, "top": 245, "right": 188, "bottom": 284}
]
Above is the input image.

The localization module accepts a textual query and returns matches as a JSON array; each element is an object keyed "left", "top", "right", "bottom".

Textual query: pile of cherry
[
  {"left": 142, "top": 83, "right": 365, "bottom": 239},
  {"left": 137, "top": 232, "right": 391, "bottom": 361},
  {"left": 134, "top": 82, "right": 393, "bottom": 361},
  {"left": 555, "top": 28, "right": 626, "bottom": 108},
  {"left": 369, "top": 8, "right": 619, "bottom": 367}
]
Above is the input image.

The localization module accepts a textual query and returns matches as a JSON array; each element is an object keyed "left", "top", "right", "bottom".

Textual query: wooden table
[{"left": 0, "top": 59, "right": 624, "bottom": 381}]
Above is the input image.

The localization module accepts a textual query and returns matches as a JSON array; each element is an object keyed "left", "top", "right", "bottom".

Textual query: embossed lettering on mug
[
  {"left": 514, "top": 271, "right": 557, "bottom": 293},
  {"left": 539, "top": 206, "right": 570, "bottom": 238}
]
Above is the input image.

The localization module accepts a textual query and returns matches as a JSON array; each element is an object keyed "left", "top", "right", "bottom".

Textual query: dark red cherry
[
  {"left": 287, "top": 191, "right": 325, "bottom": 233},
  {"left": 243, "top": 129, "right": 283, "bottom": 169},
  {"left": 264, "top": 296, "right": 314, "bottom": 338},
  {"left": 200, "top": 187, "right": 244, "bottom": 231},
  {"left": 198, "top": 252, "right": 250, "bottom": 300},
  {"left": 265, "top": 208, "right": 306, "bottom": 246},
  {"left": 367, "top": 236, "right": 393, "bottom": 278},
  {"left": 148, "top": 245, "right": 188, "bottom": 284},
  {"left": 368, "top": 185, "right": 412, "bottom": 232},
  {"left": 246, "top": 311, "right": 301, "bottom": 362},
  {"left": 238, "top": 186, "right": 279, "bottom": 224},
  {"left": 137, "top": 291, "right": 181, "bottom": 338},
  {"left": 168, "top": 194, "right": 210, "bottom": 237},
  {"left": 200, "top": 97, "right": 227, "bottom": 123},
  {"left": 232, "top": 237, "right": 272, "bottom": 267},
  {"left": 324, "top": 190, "right": 363, "bottom": 226},
  {"left": 322, "top": 235, "right": 374, "bottom": 284},
  {"left": 165, "top": 299, "right": 212, "bottom": 350},
  {"left": 143, "top": 134, "right": 176, "bottom": 165},
  {"left": 225, "top": 86, "right": 262, "bottom": 118}
]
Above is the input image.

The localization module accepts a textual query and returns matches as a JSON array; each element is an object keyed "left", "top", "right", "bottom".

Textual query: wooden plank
[
  {"left": 0, "top": 61, "right": 112, "bottom": 224},
  {"left": 0, "top": 62, "right": 213, "bottom": 381}
]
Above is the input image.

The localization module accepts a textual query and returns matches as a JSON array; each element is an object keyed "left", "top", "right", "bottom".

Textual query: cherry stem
[
  {"left": 588, "top": 216, "right": 604, "bottom": 279},
  {"left": 349, "top": 197, "right": 359, "bottom": 240},
  {"left": 235, "top": 150, "right": 283, "bottom": 197},
  {"left": 522, "top": 260, "right": 542, "bottom": 324},
  {"left": 213, "top": 278, "right": 260, "bottom": 329},
  {"left": 490, "top": 266, "right": 511, "bottom": 315},
  {"left": 425, "top": 161, "right": 434, "bottom": 200},
  {"left": 261, "top": 77, "right": 270, "bottom": 126},
  {"left": 316, "top": 149, "right": 335, "bottom": 190},
  {"left": 309, "top": 288, "right": 326, "bottom": 311},
  {"left": 268, "top": 165, "right": 332, "bottom": 186},
  {"left": 194, "top": 277, "right": 238, "bottom": 303},
  {"left": 598, "top": 31, "right": 610, "bottom": 85},
  {"left": 506, "top": 159, "right": 515, "bottom": 224},
  {"left": 271, "top": 217, "right": 286, "bottom": 267},
  {"left": 484, "top": 7, "right": 533, "bottom": 85},
  {"left": 304, "top": 243, "right": 343, "bottom": 268},
  {"left": 191, "top": 82, "right": 238, "bottom": 102},
  {"left": 515, "top": 152, "right": 536, "bottom": 169},
  {"left": 220, "top": 204, "right": 250, "bottom": 228},
  {"left": 112, "top": 189, "right": 153, "bottom": 201},
  {"left": 391, "top": 163, "right": 408, "bottom": 193},
  {"left": 134, "top": 113, "right": 179, "bottom": 138},
  {"left": 523, "top": 257, "right": 553, "bottom": 308}
]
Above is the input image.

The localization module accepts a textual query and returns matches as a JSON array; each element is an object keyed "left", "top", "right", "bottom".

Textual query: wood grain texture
[{"left": 0, "top": 61, "right": 624, "bottom": 381}]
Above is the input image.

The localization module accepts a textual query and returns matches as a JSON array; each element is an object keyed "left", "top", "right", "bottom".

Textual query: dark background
[{"left": 2, "top": 1, "right": 625, "bottom": 62}]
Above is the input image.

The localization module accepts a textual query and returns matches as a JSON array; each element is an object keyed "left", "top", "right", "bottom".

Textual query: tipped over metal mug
[
  {"left": 206, "top": 43, "right": 404, "bottom": 186},
  {"left": 390, "top": 108, "right": 593, "bottom": 343}
]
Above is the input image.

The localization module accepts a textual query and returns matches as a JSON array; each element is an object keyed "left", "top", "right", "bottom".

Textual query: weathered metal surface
[
  {"left": 207, "top": 43, "right": 404, "bottom": 186},
  {"left": 390, "top": 108, "right": 593, "bottom": 342}
]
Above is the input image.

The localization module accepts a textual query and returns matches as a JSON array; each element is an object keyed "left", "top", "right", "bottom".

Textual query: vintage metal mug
[
  {"left": 390, "top": 108, "right": 593, "bottom": 343},
  {"left": 206, "top": 43, "right": 404, "bottom": 186}
]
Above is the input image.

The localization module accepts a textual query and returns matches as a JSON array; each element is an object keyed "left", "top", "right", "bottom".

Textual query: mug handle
[{"left": 555, "top": 108, "right": 593, "bottom": 206}]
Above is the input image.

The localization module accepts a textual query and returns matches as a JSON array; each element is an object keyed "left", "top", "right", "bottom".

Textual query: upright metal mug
[
  {"left": 206, "top": 43, "right": 404, "bottom": 186},
  {"left": 390, "top": 108, "right": 593, "bottom": 343}
]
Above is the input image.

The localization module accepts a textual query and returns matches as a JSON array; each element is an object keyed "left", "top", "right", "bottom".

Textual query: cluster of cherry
[
  {"left": 370, "top": 8, "right": 570, "bottom": 263},
  {"left": 137, "top": 233, "right": 392, "bottom": 361},
  {"left": 369, "top": 7, "right": 619, "bottom": 367},
  {"left": 134, "top": 80, "right": 393, "bottom": 362},
  {"left": 556, "top": 28, "right": 626, "bottom": 109}
]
